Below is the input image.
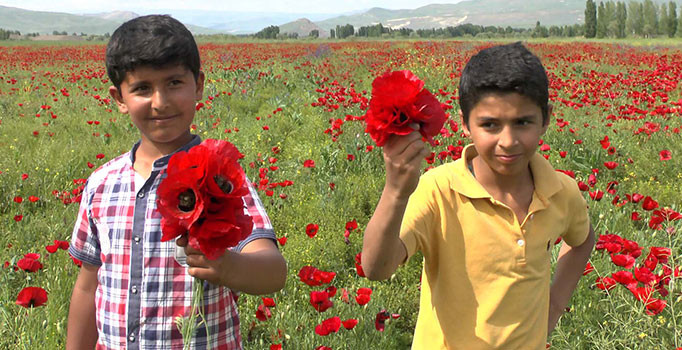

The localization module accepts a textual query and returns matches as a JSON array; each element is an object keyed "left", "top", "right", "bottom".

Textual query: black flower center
[
  {"left": 177, "top": 189, "right": 196, "bottom": 212},
  {"left": 214, "top": 175, "right": 233, "bottom": 194}
]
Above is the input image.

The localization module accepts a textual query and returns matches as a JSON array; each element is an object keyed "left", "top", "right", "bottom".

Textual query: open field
[{"left": 0, "top": 40, "right": 681, "bottom": 349}]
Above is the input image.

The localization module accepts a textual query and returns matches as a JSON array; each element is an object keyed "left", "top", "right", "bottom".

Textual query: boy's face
[
  {"left": 462, "top": 92, "right": 549, "bottom": 178},
  {"left": 109, "top": 64, "right": 204, "bottom": 152}
]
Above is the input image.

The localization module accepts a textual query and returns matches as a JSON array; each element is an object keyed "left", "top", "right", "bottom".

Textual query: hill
[
  {"left": 0, "top": 5, "right": 220, "bottom": 35},
  {"left": 279, "top": 18, "right": 329, "bottom": 38},
  {"left": 315, "top": 0, "right": 677, "bottom": 30}
]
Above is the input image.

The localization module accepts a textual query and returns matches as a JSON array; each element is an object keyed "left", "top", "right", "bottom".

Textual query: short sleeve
[
  {"left": 560, "top": 177, "right": 591, "bottom": 247},
  {"left": 399, "top": 174, "right": 437, "bottom": 260},
  {"left": 69, "top": 181, "right": 103, "bottom": 266},
  {"left": 233, "top": 177, "right": 277, "bottom": 252}
]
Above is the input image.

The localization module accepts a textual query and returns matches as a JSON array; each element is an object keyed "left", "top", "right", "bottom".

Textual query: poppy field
[{"left": 0, "top": 40, "right": 681, "bottom": 349}]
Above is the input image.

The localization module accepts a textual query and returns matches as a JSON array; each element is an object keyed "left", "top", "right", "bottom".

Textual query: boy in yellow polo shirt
[{"left": 362, "top": 42, "right": 595, "bottom": 349}]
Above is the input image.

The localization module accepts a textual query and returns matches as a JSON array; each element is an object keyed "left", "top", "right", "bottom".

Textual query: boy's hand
[
  {"left": 176, "top": 234, "right": 232, "bottom": 286},
  {"left": 383, "top": 125, "right": 430, "bottom": 200}
]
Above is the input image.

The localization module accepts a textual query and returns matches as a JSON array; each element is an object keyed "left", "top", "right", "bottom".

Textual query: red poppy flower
[
  {"left": 599, "top": 136, "right": 610, "bottom": 149},
  {"left": 325, "top": 285, "right": 337, "bottom": 297},
  {"left": 645, "top": 298, "right": 666, "bottom": 315},
  {"left": 256, "top": 303, "right": 272, "bottom": 321},
  {"left": 611, "top": 254, "right": 635, "bottom": 269},
  {"left": 649, "top": 247, "right": 671, "bottom": 264},
  {"left": 659, "top": 150, "right": 671, "bottom": 161},
  {"left": 276, "top": 236, "right": 287, "bottom": 246},
  {"left": 200, "top": 139, "right": 248, "bottom": 200},
  {"left": 298, "top": 266, "right": 336, "bottom": 286},
  {"left": 355, "top": 287, "right": 372, "bottom": 306},
  {"left": 634, "top": 267, "right": 656, "bottom": 285},
  {"left": 303, "top": 159, "right": 315, "bottom": 168},
  {"left": 603, "top": 161, "right": 618, "bottom": 170},
  {"left": 13, "top": 196, "right": 23, "bottom": 203},
  {"left": 375, "top": 310, "right": 390, "bottom": 331},
  {"left": 17, "top": 255, "right": 42, "bottom": 272},
  {"left": 28, "top": 195, "right": 39, "bottom": 202},
  {"left": 16, "top": 286, "right": 47, "bottom": 308},
  {"left": 582, "top": 262, "right": 594, "bottom": 276},
  {"left": 363, "top": 70, "right": 446, "bottom": 147},
  {"left": 342, "top": 318, "right": 358, "bottom": 330},
  {"left": 641, "top": 196, "right": 659, "bottom": 211},
  {"left": 315, "top": 316, "right": 341, "bottom": 336},
  {"left": 269, "top": 344, "right": 281, "bottom": 350},
  {"left": 262, "top": 297, "right": 276, "bottom": 307},
  {"left": 354, "top": 252, "right": 366, "bottom": 277},
  {"left": 310, "top": 290, "right": 333, "bottom": 312},
  {"left": 595, "top": 276, "right": 617, "bottom": 290},
  {"left": 306, "top": 223, "right": 319, "bottom": 238},
  {"left": 611, "top": 271, "right": 636, "bottom": 289},
  {"left": 628, "top": 285, "right": 654, "bottom": 302}
]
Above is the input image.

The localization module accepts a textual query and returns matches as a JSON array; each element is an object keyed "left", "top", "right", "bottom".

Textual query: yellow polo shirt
[{"left": 400, "top": 144, "right": 590, "bottom": 350}]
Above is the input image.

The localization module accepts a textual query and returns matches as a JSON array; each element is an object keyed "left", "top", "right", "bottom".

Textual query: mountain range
[{"left": 0, "top": 0, "right": 675, "bottom": 37}]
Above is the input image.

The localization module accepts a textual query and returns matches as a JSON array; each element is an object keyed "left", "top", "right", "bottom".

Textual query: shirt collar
[
  {"left": 451, "top": 144, "right": 563, "bottom": 202},
  {"left": 129, "top": 135, "right": 202, "bottom": 170}
]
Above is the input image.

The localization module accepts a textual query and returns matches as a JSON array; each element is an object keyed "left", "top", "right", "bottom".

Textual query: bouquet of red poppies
[
  {"left": 156, "top": 139, "right": 253, "bottom": 348},
  {"left": 363, "top": 70, "right": 446, "bottom": 147},
  {"left": 157, "top": 139, "right": 253, "bottom": 259}
]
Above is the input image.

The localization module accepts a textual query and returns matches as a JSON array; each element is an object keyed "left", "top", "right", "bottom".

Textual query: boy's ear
[
  {"left": 195, "top": 71, "right": 205, "bottom": 101},
  {"left": 108, "top": 86, "right": 128, "bottom": 114},
  {"left": 459, "top": 110, "right": 470, "bottom": 137}
]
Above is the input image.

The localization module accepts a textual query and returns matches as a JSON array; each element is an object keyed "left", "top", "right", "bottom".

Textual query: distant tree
[
  {"left": 532, "top": 21, "right": 549, "bottom": 38},
  {"left": 330, "top": 29, "right": 335, "bottom": 39},
  {"left": 309, "top": 29, "right": 319, "bottom": 38},
  {"left": 605, "top": 1, "right": 619, "bottom": 37},
  {"left": 616, "top": 1, "right": 627, "bottom": 38},
  {"left": 255, "top": 25, "right": 279, "bottom": 39},
  {"left": 642, "top": 0, "right": 658, "bottom": 37},
  {"left": 627, "top": 1, "right": 644, "bottom": 36},
  {"left": 677, "top": 3, "right": 682, "bottom": 36},
  {"left": 585, "top": 0, "right": 597, "bottom": 37},
  {"left": 336, "top": 24, "right": 354, "bottom": 38},
  {"left": 667, "top": 1, "right": 677, "bottom": 37},
  {"left": 659, "top": 3, "right": 669, "bottom": 36},
  {"left": 597, "top": 1, "right": 607, "bottom": 37}
]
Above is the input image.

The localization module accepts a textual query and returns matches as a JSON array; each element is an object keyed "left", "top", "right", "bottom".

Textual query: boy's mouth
[{"left": 496, "top": 154, "right": 521, "bottom": 162}]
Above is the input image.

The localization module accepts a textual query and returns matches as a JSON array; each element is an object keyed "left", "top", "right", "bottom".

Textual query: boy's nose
[
  {"left": 498, "top": 127, "right": 518, "bottom": 148},
  {"left": 151, "top": 89, "right": 169, "bottom": 111}
]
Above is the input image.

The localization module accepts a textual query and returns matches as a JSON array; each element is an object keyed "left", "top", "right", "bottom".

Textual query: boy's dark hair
[
  {"left": 106, "top": 15, "right": 200, "bottom": 89},
  {"left": 458, "top": 42, "right": 549, "bottom": 126}
]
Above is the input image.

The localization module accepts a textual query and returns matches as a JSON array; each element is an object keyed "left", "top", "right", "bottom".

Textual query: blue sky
[{"left": 0, "top": 0, "right": 465, "bottom": 14}]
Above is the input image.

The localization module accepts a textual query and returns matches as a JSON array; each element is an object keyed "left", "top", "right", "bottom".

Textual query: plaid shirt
[{"left": 70, "top": 136, "right": 276, "bottom": 350}]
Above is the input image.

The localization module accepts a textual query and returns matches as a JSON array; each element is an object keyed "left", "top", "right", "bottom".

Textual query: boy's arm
[
  {"left": 362, "top": 130, "right": 429, "bottom": 281},
  {"left": 548, "top": 224, "right": 595, "bottom": 334},
  {"left": 178, "top": 236, "right": 287, "bottom": 295},
  {"left": 66, "top": 263, "right": 99, "bottom": 350}
]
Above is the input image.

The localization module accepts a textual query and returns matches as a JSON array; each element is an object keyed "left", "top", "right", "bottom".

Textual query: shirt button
[
  {"left": 131, "top": 285, "right": 138, "bottom": 294},
  {"left": 137, "top": 192, "right": 145, "bottom": 198},
  {"left": 134, "top": 236, "right": 140, "bottom": 243},
  {"left": 517, "top": 239, "right": 525, "bottom": 247},
  {"left": 128, "top": 334, "right": 135, "bottom": 342}
]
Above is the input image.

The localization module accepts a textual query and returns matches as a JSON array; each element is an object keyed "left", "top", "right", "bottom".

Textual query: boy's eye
[
  {"left": 132, "top": 85, "right": 149, "bottom": 93},
  {"left": 169, "top": 80, "right": 183, "bottom": 86}
]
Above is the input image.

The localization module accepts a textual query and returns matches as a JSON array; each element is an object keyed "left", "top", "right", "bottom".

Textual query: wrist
[{"left": 382, "top": 184, "right": 413, "bottom": 203}]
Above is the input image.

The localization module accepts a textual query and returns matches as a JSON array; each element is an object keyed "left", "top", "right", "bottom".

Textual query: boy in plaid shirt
[{"left": 66, "top": 15, "right": 286, "bottom": 349}]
